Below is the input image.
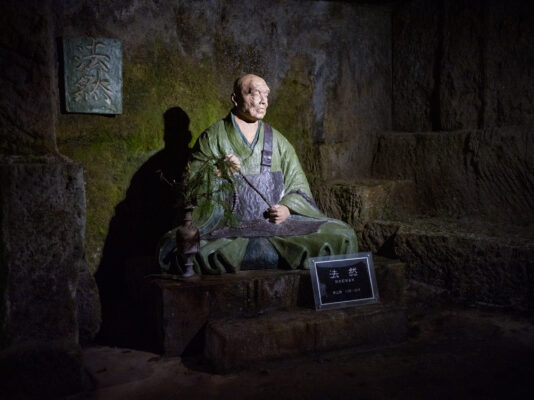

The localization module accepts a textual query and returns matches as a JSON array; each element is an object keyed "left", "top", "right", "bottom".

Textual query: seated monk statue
[{"left": 159, "top": 74, "right": 358, "bottom": 274}]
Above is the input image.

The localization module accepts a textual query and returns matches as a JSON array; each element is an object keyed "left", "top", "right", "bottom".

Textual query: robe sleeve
[{"left": 276, "top": 134, "right": 325, "bottom": 219}]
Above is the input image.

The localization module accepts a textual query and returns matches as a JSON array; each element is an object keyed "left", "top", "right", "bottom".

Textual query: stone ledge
[
  {"left": 314, "top": 178, "right": 417, "bottom": 226},
  {"left": 147, "top": 260, "right": 406, "bottom": 355},
  {"left": 204, "top": 304, "right": 408, "bottom": 372},
  {"left": 360, "top": 217, "right": 534, "bottom": 312}
]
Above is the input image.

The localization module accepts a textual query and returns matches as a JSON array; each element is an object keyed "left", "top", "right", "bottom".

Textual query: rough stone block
[
  {"left": 0, "top": 156, "right": 87, "bottom": 396},
  {"left": 149, "top": 270, "right": 311, "bottom": 355},
  {"left": 361, "top": 218, "right": 534, "bottom": 312},
  {"left": 373, "top": 257, "right": 406, "bottom": 304},
  {"left": 395, "top": 222, "right": 534, "bottom": 312},
  {"left": 314, "top": 179, "right": 416, "bottom": 228},
  {"left": 372, "top": 131, "right": 417, "bottom": 180},
  {"left": 0, "top": 156, "right": 84, "bottom": 346},
  {"left": 371, "top": 127, "right": 534, "bottom": 223},
  {"left": 204, "top": 305, "right": 408, "bottom": 372},
  {"left": 360, "top": 220, "right": 402, "bottom": 255}
]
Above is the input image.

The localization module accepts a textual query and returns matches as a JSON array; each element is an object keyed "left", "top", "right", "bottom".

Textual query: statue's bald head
[
  {"left": 231, "top": 74, "right": 270, "bottom": 122},
  {"left": 233, "top": 74, "right": 267, "bottom": 98}
]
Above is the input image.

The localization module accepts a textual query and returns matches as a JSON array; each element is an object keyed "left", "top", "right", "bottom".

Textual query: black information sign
[{"left": 309, "top": 253, "right": 379, "bottom": 310}]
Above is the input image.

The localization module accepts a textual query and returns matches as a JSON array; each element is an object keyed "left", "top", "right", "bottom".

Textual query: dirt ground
[{"left": 66, "top": 306, "right": 534, "bottom": 400}]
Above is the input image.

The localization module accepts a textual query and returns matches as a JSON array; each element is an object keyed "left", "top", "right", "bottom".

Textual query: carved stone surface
[
  {"left": 63, "top": 37, "right": 122, "bottom": 114},
  {"left": 0, "top": 155, "right": 87, "bottom": 396}
]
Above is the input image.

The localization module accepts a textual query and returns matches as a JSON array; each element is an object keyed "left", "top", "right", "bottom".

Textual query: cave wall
[
  {"left": 392, "top": 0, "right": 534, "bottom": 131},
  {"left": 373, "top": 0, "right": 534, "bottom": 222},
  {"left": 0, "top": 2, "right": 58, "bottom": 155},
  {"left": 53, "top": 0, "right": 392, "bottom": 273},
  {"left": 0, "top": 1, "right": 87, "bottom": 397}
]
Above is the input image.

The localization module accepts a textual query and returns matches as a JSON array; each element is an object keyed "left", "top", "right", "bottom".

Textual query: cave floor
[{"left": 68, "top": 307, "right": 534, "bottom": 400}]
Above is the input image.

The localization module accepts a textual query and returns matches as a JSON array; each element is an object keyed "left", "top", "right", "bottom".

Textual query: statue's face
[{"left": 233, "top": 76, "right": 270, "bottom": 122}]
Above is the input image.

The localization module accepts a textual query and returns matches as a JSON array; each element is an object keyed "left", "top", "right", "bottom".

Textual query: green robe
[{"left": 187, "top": 113, "right": 358, "bottom": 274}]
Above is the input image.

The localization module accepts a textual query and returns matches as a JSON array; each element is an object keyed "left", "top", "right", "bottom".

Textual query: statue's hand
[
  {"left": 268, "top": 204, "right": 290, "bottom": 224},
  {"left": 216, "top": 154, "right": 241, "bottom": 177},
  {"left": 225, "top": 154, "right": 241, "bottom": 173}
]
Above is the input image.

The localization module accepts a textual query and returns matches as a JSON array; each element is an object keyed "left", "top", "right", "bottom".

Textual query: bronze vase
[{"left": 175, "top": 205, "right": 199, "bottom": 277}]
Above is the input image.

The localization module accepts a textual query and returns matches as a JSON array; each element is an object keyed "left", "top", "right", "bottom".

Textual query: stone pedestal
[
  {"left": 148, "top": 270, "right": 314, "bottom": 355},
  {"left": 0, "top": 156, "right": 90, "bottom": 397},
  {"left": 147, "top": 259, "right": 407, "bottom": 370}
]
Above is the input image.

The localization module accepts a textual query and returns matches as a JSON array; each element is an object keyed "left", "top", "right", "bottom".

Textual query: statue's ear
[{"left": 231, "top": 92, "right": 238, "bottom": 107}]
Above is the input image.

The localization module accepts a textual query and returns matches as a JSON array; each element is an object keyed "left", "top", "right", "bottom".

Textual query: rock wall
[
  {"left": 375, "top": 0, "right": 534, "bottom": 222},
  {"left": 373, "top": 127, "right": 534, "bottom": 222},
  {"left": 392, "top": 0, "right": 534, "bottom": 132},
  {"left": 0, "top": 2, "right": 58, "bottom": 155},
  {"left": 53, "top": 0, "right": 392, "bottom": 273}
]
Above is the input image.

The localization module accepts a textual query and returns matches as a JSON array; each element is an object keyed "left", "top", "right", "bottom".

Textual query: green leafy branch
[{"left": 185, "top": 156, "right": 240, "bottom": 228}]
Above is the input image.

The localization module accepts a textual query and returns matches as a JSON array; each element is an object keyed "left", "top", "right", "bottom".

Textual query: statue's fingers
[
  {"left": 228, "top": 154, "right": 241, "bottom": 168},
  {"left": 269, "top": 210, "right": 280, "bottom": 223}
]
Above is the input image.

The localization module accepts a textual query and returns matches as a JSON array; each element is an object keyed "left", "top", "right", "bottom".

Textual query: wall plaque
[
  {"left": 308, "top": 252, "right": 379, "bottom": 310},
  {"left": 63, "top": 37, "right": 122, "bottom": 114}
]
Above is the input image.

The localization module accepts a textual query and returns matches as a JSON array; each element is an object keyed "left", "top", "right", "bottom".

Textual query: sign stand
[{"left": 308, "top": 252, "right": 379, "bottom": 310}]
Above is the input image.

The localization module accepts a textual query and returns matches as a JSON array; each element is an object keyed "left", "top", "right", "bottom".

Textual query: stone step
[
  {"left": 204, "top": 304, "right": 408, "bottom": 372},
  {"left": 359, "top": 217, "right": 534, "bottom": 312},
  {"left": 313, "top": 178, "right": 417, "bottom": 227},
  {"left": 147, "top": 259, "right": 407, "bottom": 355},
  {"left": 370, "top": 128, "right": 534, "bottom": 224}
]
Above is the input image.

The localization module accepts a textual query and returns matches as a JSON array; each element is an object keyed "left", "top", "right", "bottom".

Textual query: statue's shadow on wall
[{"left": 95, "top": 107, "right": 191, "bottom": 350}]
